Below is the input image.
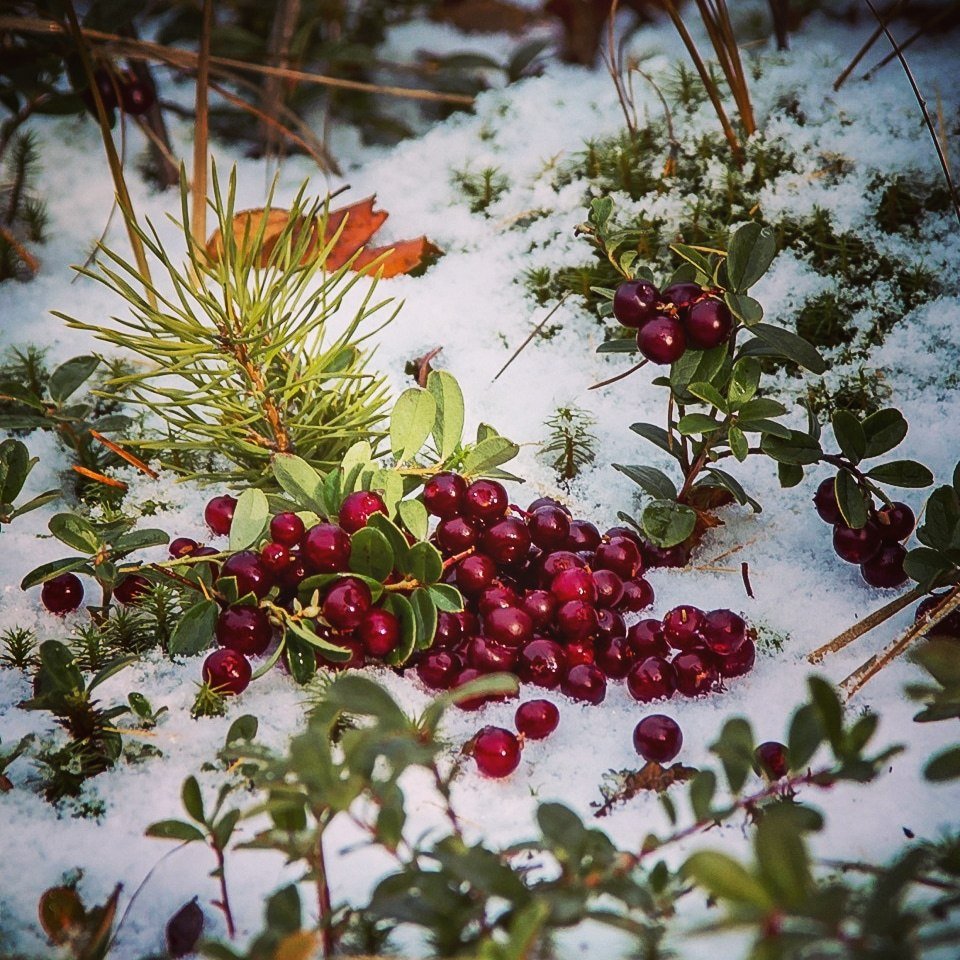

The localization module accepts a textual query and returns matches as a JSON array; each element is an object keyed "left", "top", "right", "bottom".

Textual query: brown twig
[
  {"left": 833, "top": 0, "right": 906, "bottom": 90},
  {"left": 493, "top": 294, "right": 570, "bottom": 382},
  {"left": 89, "top": 429, "right": 159, "bottom": 478},
  {"left": 0, "top": 224, "right": 39, "bottom": 274},
  {"left": 192, "top": 0, "right": 213, "bottom": 249},
  {"left": 741, "top": 561, "right": 754, "bottom": 598},
  {"left": 260, "top": 0, "right": 302, "bottom": 159},
  {"left": 71, "top": 465, "right": 128, "bottom": 490},
  {"left": 862, "top": 5, "right": 957, "bottom": 81},
  {"left": 589, "top": 358, "right": 649, "bottom": 391}
]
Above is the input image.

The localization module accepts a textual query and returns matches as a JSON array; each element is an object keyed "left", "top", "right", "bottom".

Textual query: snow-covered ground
[{"left": 1, "top": 7, "right": 958, "bottom": 957}]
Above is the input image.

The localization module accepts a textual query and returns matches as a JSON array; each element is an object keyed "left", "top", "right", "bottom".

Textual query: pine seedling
[
  {"left": 543, "top": 406, "right": 597, "bottom": 485},
  {"left": 0, "top": 627, "right": 39, "bottom": 670},
  {"left": 61, "top": 166, "right": 394, "bottom": 483},
  {"left": 0, "top": 131, "right": 46, "bottom": 280}
]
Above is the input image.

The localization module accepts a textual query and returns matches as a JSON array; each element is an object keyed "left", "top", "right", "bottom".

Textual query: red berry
[
  {"left": 662, "top": 605, "right": 704, "bottom": 650},
  {"left": 813, "top": 478, "right": 842, "bottom": 524},
  {"left": 521, "top": 589, "right": 558, "bottom": 629},
  {"left": 754, "top": 741, "right": 790, "bottom": 779},
  {"left": 216, "top": 605, "right": 272, "bottom": 656},
  {"left": 591, "top": 569, "right": 624, "bottom": 608},
  {"left": 119, "top": 74, "right": 156, "bottom": 115},
  {"left": 218, "top": 550, "right": 275, "bottom": 599},
  {"left": 463, "top": 479, "right": 508, "bottom": 522},
  {"left": 477, "top": 582, "right": 520, "bottom": 615},
  {"left": 636, "top": 314, "right": 686, "bottom": 364},
  {"left": 833, "top": 522, "right": 882, "bottom": 564},
  {"left": 564, "top": 639, "right": 595, "bottom": 666},
  {"left": 596, "top": 607, "right": 626, "bottom": 642},
  {"left": 302, "top": 523, "right": 352, "bottom": 572},
  {"left": 458, "top": 610, "right": 480, "bottom": 637},
  {"left": 595, "top": 536, "right": 642, "bottom": 580},
  {"left": 619, "top": 577, "right": 655, "bottom": 612},
  {"left": 555, "top": 600, "right": 599, "bottom": 641},
  {"left": 323, "top": 636, "right": 366, "bottom": 671},
  {"left": 113, "top": 574, "right": 149, "bottom": 605},
  {"left": 423, "top": 472, "right": 467, "bottom": 519},
  {"left": 633, "top": 714, "right": 682, "bottom": 763},
  {"left": 169, "top": 537, "right": 199, "bottom": 558},
  {"left": 472, "top": 726, "right": 521, "bottom": 778},
  {"left": 527, "top": 506, "right": 571, "bottom": 549},
  {"left": 416, "top": 650, "right": 461, "bottom": 689},
  {"left": 540, "top": 550, "right": 586, "bottom": 584},
  {"left": 455, "top": 554, "right": 497, "bottom": 596},
  {"left": 528, "top": 496, "right": 571, "bottom": 515},
  {"left": 642, "top": 541, "right": 690, "bottom": 568},
  {"left": 41, "top": 573, "right": 84, "bottom": 615},
  {"left": 566, "top": 520, "right": 601, "bottom": 551},
  {"left": 626, "top": 656, "right": 677, "bottom": 702},
  {"left": 260, "top": 542, "right": 291, "bottom": 576},
  {"left": 662, "top": 282, "right": 703, "bottom": 309},
  {"left": 202, "top": 648, "right": 251, "bottom": 695},
  {"left": 551, "top": 568, "right": 597, "bottom": 604},
  {"left": 700, "top": 609, "right": 748, "bottom": 657},
  {"left": 323, "top": 578, "right": 372, "bottom": 631},
  {"left": 627, "top": 619, "right": 670, "bottom": 658},
  {"left": 358, "top": 609, "right": 400, "bottom": 658},
  {"left": 716, "top": 637, "right": 756, "bottom": 677},
  {"left": 485, "top": 606, "right": 534, "bottom": 647},
  {"left": 876, "top": 502, "right": 915, "bottom": 542},
  {"left": 204, "top": 495, "right": 237, "bottom": 536},
  {"left": 338, "top": 490, "right": 387, "bottom": 533},
  {"left": 515, "top": 699, "right": 559, "bottom": 739},
  {"left": 613, "top": 280, "right": 660, "bottom": 328},
  {"left": 280, "top": 558, "right": 309, "bottom": 589},
  {"left": 270, "top": 512, "right": 306, "bottom": 547},
  {"left": 561, "top": 663, "right": 607, "bottom": 704},
  {"left": 437, "top": 516, "right": 481, "bottom": 554},
  {"left": 467, "top": 635, "right": 518, "bottom": 672},
  {"left": 684, "top": 297, "right": 733, "bottom": 349},
  {"left": 915, "top": 594, "right": 960, "bottom": 638},
  {"left": 481, "top": 518, "right": 532, "bottom": 566},
  {"left": 860, "top": 543, "right": 908, "bottom": 588},
  {"left": 454, "top": 668, "right": 494, "bottom": 710},
  {"left": 516, "top": 638, "right": 567, "bottom": 688},
  {"left": 434, "top": 611, "right": 464, "bottom": 649},
  {"left": 595, "top": 635, "right": 635, "bottom": 679},
  {"left": 672, "top": 651, "right": 719, "bottom": 697}
]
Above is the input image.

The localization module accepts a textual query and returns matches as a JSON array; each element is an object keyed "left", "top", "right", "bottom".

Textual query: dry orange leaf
[{"left": 206, "top": 196, "right": 440, "bottom": 278}]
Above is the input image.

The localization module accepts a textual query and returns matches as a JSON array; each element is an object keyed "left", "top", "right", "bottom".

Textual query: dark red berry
[
  {"left": 619, "top": 577, "right": 655, "bottom": 612},
  {"left": 458, "top": 610, "right": 480, "bottom": 637},
  {"left": 591, "top": 569, "right": 624, "bottom": 608},
  {"left": 323, "top": 578, "right": 372, "bottom": 631},
  {"left": 114, "top": 574, "right": 149, "bottom": 605},
  {"left": 515, "top": 700, "right": 559, "bottom": 739},
  {"left": 455, "top": 554, "right": 497, "bottom": 596},
  {"left": 434, "top": 611, "right": 464, "bottom": 649},
  {"left": 813, "top": 478, "right": 842, "bottom": 524},
  {"left": 467, "top": 635, "right": 518, "bottom": 673},
  {"left": 481, "top": 518, "right": 532, "bottom": 566},
  {"left": 626, "top": 656, "right": 677, "bottom": 702},
  {"left": 551, "top": 568, "right": 597, "bottom": 604},
  {"left": 672, "top": 651, "right": 719, "bottom": 697},
  {"left": 613, "top": 279, "right": 660, "bottom": 328},
  {"left": 876, "top": 502, "right": 915, "bottom": 542},
  {"left": 700, "top": 609, "right": 748, "bottom": 657},
  {"left": 202, "top": 648, "right": 251, "bottom": 695},
  {"left": 260, "top": 542, "right": 291, "bottom": 576},
  {"left": 485, "top": 606, "right": 534, "bottom": 647},
  {"left": 561, "top": 663, "right": 607, "bottom": 704},
  {"left": 684, "top": 297, "right": 733, "bottom": 349},
  {"left": 754, "top": 741, "right": 790, "bottom": 779},
  {"left": 595, "top": 536, "right": 643, "bottom": 580},
  {"left": 633, "top": 714, "right": 682, "bottom": 763},
  {"left": 280, "top": 558, "right": 309, "bottom": 589},
  {"left": 358, "top": 609, "right": 400, "bottom": 658},
  {"left": 540, "top": 550, "right": 586, "bottom": 583},
  {"left": 595, "top": 635, "right": 635, "bottom": 679},
  {"left": 218, "top": 550, "right": 274, "bottom": 599},
  {"left": 423, "top": 472, "right": 467, "bottom": 519},
  {"left": 596, "top": 607, "right": 627, "bottom": 642},
  {"left": 437, "top": 516, "right": 481, "bottom": 554},
  {"left": 463, "top": 479, "right": 508, "bottom": 522},
  {"left": 637, "top": 314, "right": 686, "bottom": 364},
  {"left": 119, "top": 73, "right": 156, "bottom": 115},
  {"left": 41, "top": 573, "right": 84, "bottom": 615},
  {"left": 472, "top": 726, "right": 521, "bottom": 778},
  {"left": 565, "top": 639, "right": 595, "bottom": 666},
  {"left": 323, "top": 636, "right": 365, "bottom": 671},
  {"left": 833, "top": 522, "right": 882, "bottom": 564},
  {"left": 269, "top": 512, "right": 306, "bottom": 547},
  {"left": 169, "top": 537, "right": 199, "bottom": 559},
  {"left": 204, "top": 495, "right": 237, "bottom": 536},
  {"left": 454, "top": 668, "right": 496, "bottom": 710},
  {"left": 627, "top": 619, "right": 670, "bottom": 658},
  {"left": 302, "top": 523, "right": 352, "bottom": 572},
  {"left": 477, "top": 582, "right": 520, "bottom": 615},
  {"left": 516, "top": 638, "right": 567, "bottom": 688},
  {"left": 860, "top": 543, "right": 908, "bottom": 588},
  {"left": 528, "top": 496, "right": 571, "bottom": 515},
  {"left": 641, "top": 541, "right": 690, "bottom": 568},
  {"left": 338, "top": 490, "right": 387, "bottom": 533},
  {"left": 914, "top": 594, "right": 960, "bottom": 638},
  {"left": 566, "top": 520, "right": 601, "bottom": 551},
  {"left": 89, "top": 67, "right": 119, "bottom": 110},
  {"left": 662, "top": 605, "right": 705, "bottom": 650},
  {"left": 662, "top": 282, "right": 703, "bottom": 309},
  {"left": 521, "top": 589, "right": 557, "bottom": 629},
  {"left": 216, "top": 605, "right": 272, "bottom": 656},
  {"left": 416, "top": 650, "right": 461, "bottom": 689},
  {"left": 716, "top": 637, "right": 755, "bottom": 677},
  {"left": 527, "top": 506, "right": 571, "bottom": 550},
  {"left": 555, "top": 600, "right": 599, "bottom": 641}
]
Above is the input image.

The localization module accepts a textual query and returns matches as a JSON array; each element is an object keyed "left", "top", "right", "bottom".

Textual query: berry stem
[
  {"left": 213, "top": 845, "right": 236, "bottom": 938},
  {"left": 589, "top": 358, "right": 649, "bottom": 391},
  {"left": 312, "top": 822, "right": 335, "bottom": 958},
  {"left": 442, "top": 547, "right": 476, "bottom": 570}
]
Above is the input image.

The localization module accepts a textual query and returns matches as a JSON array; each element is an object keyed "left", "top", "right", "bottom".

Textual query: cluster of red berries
[
  {"left": 613, "top": 279, "right": 734, "bottom": 365},
  {"left": 82, "top": 67, "right": 156, "bottom": 119},
  {"left": 813, "top": 479, "right": 913, "bottom": 588}
]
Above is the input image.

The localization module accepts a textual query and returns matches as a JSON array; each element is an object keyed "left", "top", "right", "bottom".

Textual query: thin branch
[
  {"left": 588, "top": 357, "right": 649, "bottom": 390},
  {"left": 833, "top": 0, "right": 906, "bottom": 90},
  {"left": 862, "top": 4, "right": 957, "bottom": 81},
  {"left": 192, "top": 0, "right": 213, "bottom": 249},
  {"left": 493, "top": 294, "right": 570, "bottom": 382}
]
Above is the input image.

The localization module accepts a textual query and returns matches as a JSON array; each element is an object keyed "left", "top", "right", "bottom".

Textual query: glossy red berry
[
  {"left": 169, "top": 537, "right": 199, "bottom": 559},
  {"left": 434, "top": 611, "right": 464, "bottom": 649},
  {"left": 527, "top": 506, "right": 571, "bottom": 549},
  {"left": 626, "top": 656, "right": 677, "bottom": 702},
  {"left": 684, "top": 297, "right": 733, "bottom": 349},
  {"left": 423, "top": 472, "right": 467, "bottom": 519},
  {"left": 218, "top": 550, "right": 275, "bottom": 599},
  {"left": 338, "top": 490, "right": 388, "bottom": 533},
  {"left": 700, "top": 609, "right": 748, "bottom": 657},
  {"left": 637, "top": 314, "right": 686, "bottom": 364},
  {"left": 528, "top": 496, "right": 570, "bottom": 515},
  {"left": 485, "top": 606, "right": 534, "bottom": 647},
  {"left": 302, "top": 523, "right": 352, "bottom": 573},
  {"left": 566, "top": 520, "right": 601, "bottom": 551},
  {"left": 591, "top": 569, "right": 624, "bottom": 608},
  {"left": 627, "top": 619, "right": 670, "bottom": 658},
  {"left": 481, "top": 518, "right": 532, "bottom": 566},
  {"left": 613, "top": 280, "right": 660, "bottom": 328},
  {"left": 202, "top": 648, "right": 251, "bottom": 695},
  {"left": 204, "top": 495, "right": 237, "bottom": 536},
  {"left": 269, "top": 512, "right": 306, "bottom": 547},
  {"left": 515, "top": 699, "right": 559, "bottom": 739},
  {"left": 619, "top": 577, "right": 655, "bottom": 612},
  {"left": 323, "top": 578, "right": 372, "bottom": 631},
  {"left": 555, "top": 600, "right": 599, "bottom": 641},
  {"left": 564, "top": 639, "right": 595, "bottom": 667},
  {"left": 436, "top": 516, "right": 481, "bottom": 554},
  {"left": 516, "top": 638, "right": 567, "bottom": 688},
  {"left": 113, "top": 574, "right": 149, "bottom": 605},
  {"left": 463, "top": 479, "right": 508, "bottom": 522},
  {"left": 662, "top": 282, "right": 703, "bottom": 309},
  {"left": 324, "top": 636, "right": 366, "bottom": 671},
  {"left": 467, "top": 635, "right": 518, "bottom": 673},
  {"left": 595, "top": 635, "right": 635, "bottom": 679},
  {"left": 716, "top": 637, "right": 756, "bottom": 677},
  {"left": 754, "top": 741, "right": 790, "bottom": 779},
  {"left": 875, "top": 502, "right": 915, "bottom": 542},
  {"left": 550, "top": 568, "right": 597, "bottom": 604},
  {"left": 813, "top": 478, "right": 842, "bottom": 524},
  {"left": 672, "top": 651, "right": 719, "bottom": 697},
  {"left": 540, "top": 550, "right": 586, "bottom": 583},
  {"left": 260, "top": 542, "right": 291, "bottom": 576},
  {"left": 633, "top": 714, "right": 683, "bottom": 763},
  {"left": 472, "top": 726, "right": 521, "bottom": 778},
  {"left": 860, "top": 543, "right": 908, "bottom": 588},
  {"left": 661, "top": 605, "right": 705, "bottom": 650},
  {"left": 358, "top": 609, "right": 400, "bottom": 658},
  {"left": 280, "top": 558, "right": 309, "bottom": 589},
  {"left": 521, "top": 589, "right": 558, "bottom": 628},
  {"left": 596, "top": 607, "right": 627, "bottom": 642},
  {"left": 833, "top": 522, "right": 882, "bottom": 564},
  {"left": 561, "top": 663, "right": 607, "bottom": 704},
  {"left": 41, "top": 573, "right": 84, "bottom": 615},
  {"left": 216, "top": 605, "right": 272, "bottom": 656},
  {"left": 119, "top": 73, "right": 156, "bottom": 115},
  {"left": 641, "top": 541, "right": 690, "bottom": 568},
  {"left": 477, "top": 582, "right": 520, "bottom": 615},
  {"left": 416, "top": 650, "right": 461, "bottom": 689},
  {"left": 595, "top": 536, "right": 642, "bottom": 579},
  {"left": 454, "top": 553, "right": 497, "bottom": 596}
]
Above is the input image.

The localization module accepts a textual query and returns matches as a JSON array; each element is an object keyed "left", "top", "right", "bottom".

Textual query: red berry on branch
[
  {"left": 516, "top": 637, "right": 567, "bottom": 688},
  {"left": 684, "top": 297, "right": 733, "bottom": 349},
  {"left": 322, "top": 578, "right": 372, "bottom": 631},
  {"left": 595, "top": 536, "right": 642, "bottom": 580},
  {"left": 833, "top": 522, "right": 882, "bottom": 564},
  {"left": 875, "top": 501, "right": 915, "bottom": 542},
  {"left": 423, "top": 472, "right": 467, "bottom": 518},
  {"left": 302, "top": 523, "right": 352, "bottom": 572},
  {"left": 813, "top": 477, "right": 842, "bottom": 524},
  {"left": 114, "top": 574, "right": 150, "bottom": 605},
  {"left": 169, "top": 537, "right": 199, "bottom": 558},
  {"left": 338, "top": 490, "right": 388, "bottom": 533},
  {"left": 270, "top": 512, "right": 306, "bottom": 547},
  {"left": 860, "top": 543, "right": 908, "bottom": 588},
  {"left": 216, "top": 605, "right": 272, "bottom": 656},
  {"left": 464, "top": 479, "right": 508, "bottom": 522},
  {"left": 700, "top": 609, "right": 748, "bottom": 657},
  {"left": 218, "top": 551, "right": 275, "bottom": 599},
  {"left": 662, "top": 605, "right": 705, "bottom": 650},
  {"left": 754, "top": 741, "right": 790, "bottom": 779},
  {"left": 204, "top": 495, "right": 237, "bottom": 536},
  {"left": 41, "top": 573, "right": 84, "bottom": 615},
  {"left": 358, "top": 609, "right": 400, "bottom": 658}
]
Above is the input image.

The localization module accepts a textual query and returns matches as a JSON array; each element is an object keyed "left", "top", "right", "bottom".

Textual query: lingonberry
[
  {"left": 860, "top": 543, "right": 908, "bottom": 588},
  {"left": 813, "top": 478, "right": 842, "bottom": 524},
  {"left": 555, "top": 600, "right": 599, "bottom": 641},
  {"left": 595, "top": 536, "right": 642, "bottom": 579},
  {"left": 269, "top": 512, "right": 306, "bottom": 547},
  {"left": 204, "top": 495, "right": 237, "bottom": 536},
  {"left": 566, "top": 520, "right": 601, "bottom": 551},
  {"left": 561, "top": 663, "right": 607, "bottom": 704},
  {"left": 626, "top": 656, "right": 677, "bottom": 702},
  {"left": 416, "top": 650, "right": 461, "bottom": 689},
  {"left": 550, "top": 568, "right": 597, "bottom": 604},
  {"left": 527, "top": 505, "right": 571, "bottom": 549},
  {"left": 684, "top": 297, "right": 733, "bottom": 349},
  {"left": 716, "top": 636, "right": 755, "bottom": 677},
  {"left": 478, "top": 582, "right": 521, "bottom": 615},
  {"left": 633, "top": 715, "right": 683, "bottom": 763},
  {"left": 754, "top": 741, "right": 790, "bottom": 780},
  {"left": 876, "top": 501, "right": 915, "bottom": 542},
  {"left": 591, "top": 569, "right": 624, "bottom": 608},
  {"left": 627, "top": 619, "right": 670, "bottom": 658},
  {"left": 636, "top": 314, "right": 686, "bottom": 364},
  {"left": 41, "top": 573, "right": 84, "bottom": 615},
  {"left": 700, "top": 609, "right": 748, "bottom": 657},
  {"left": 358, "top": 609, "right": 400, "bottom": 658},
  {"left": 662, "top": 281, "right": 703, "bottom": 309},
  {"left": 515, "top": 699, "right": 560, "bottom": 740},
  {"left": 833, "top": 522, "right": 882, "bottom": 564},
  {"left": 595, "top": 635, "right": 635, "bottom": 679},
  {"left": 641, "top": 541, "right": 690, "bottom": 568},
  {"left": 216, "top": 605, "right": 272, "bottom": 656},
  {"left": 619, "top": 577, "right": 655, "bottom": 612},
  {"left": 613, "top": 279, "right": 660, "bottom": 328},
  {"left": 540, "top": 550, "right": 586, "bottom": 583},
  {"left": 169, "top": 537, "right": 199, "bottom": 558},
  {"left": 481, "top": 518, "right": 532, "bottom": 565},
  {"left": 436, "top": 516, "right": 481, "bottom": 554},
  {"left": 521, "top": 589, "right": 558, "bottom": 629},
  {"left": 458, "top": 610, "right": 480, "bottom": 637},
  {"left": 280, "top": 558, "right": 309, "bottom": 589},
  {"left": 596, "top": 608, "right": 627, "bottom": 642},
  {"left": 202, "top": 648, "right": 251, "bottom": 695},
  {"left": 260, "top": 542, "right": 291, "bottom": 576},
  {"left": 565, "top": 639, "right": 596, "bottom": 666},
  {"left": 324, "top": 636, "right": 365, "bottom": 671},
  {"left": 119, "top": 73, "right": 156, "bottom": 115},
  {"left": 322, "top": 578, "right": 372, "bottom": 631},
  {"left": 528, "top": 496, "right": 571, "bottom": 515},
  {"left": 454, "top": 668, "right": 496, "bottom": 710},
  {"left": 485, "top": 606, "right": 534, "bottom": 647},
  {"left": 338, "top": 490, "right": 387, "bottom": 533},
  {"left": 661, "top": 605, "right": 705, "bottom": 650},
  {"left": 302, "top": 523, "right": 351, "bottom": 572},
  {"left": 672, "top": 651, "right": 719, "bottom": 697},
  {"left": 472, "top": 726, "right": 522, "bottom": 778},
  {"left": 456, "top": 553, "right": 497, "bottom": 596},
  {"left": 467, "top": 635, "right": 518, "bottom": 673},
  {"left": 423, "top": 472, "right": 467, "bottom": 519},
  {"left": 113, "top": 574, "right": 149, "bottom": 605},
  {"left": 516, "top": 638, "right": 567, "bottom": 688},
  {"left": 463, "top": 479, "right": 508, "bottom": 522},
  {"left": 434, "top": 611, "right": 464, "bottom": 649},
  {"left": 86, "top": 67, "right": 119, "bottom": 111},
  {"left": 218, "top": 550, "right": 275, "bottom": 599},
  {"left": 914, "top": 594, "right": 960, "bottom": 638}
]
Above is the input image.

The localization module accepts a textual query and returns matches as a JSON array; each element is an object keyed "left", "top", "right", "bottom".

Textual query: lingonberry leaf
[
  {"left": 181, "top": 775, "right": 205, "bottom": 823},
  {"left": 425, "top": 583, "right": 464, "bottom": 613},
  {"left": 702, "top": 468, "right": 761, "bottom": 512},
  {"left": 112, "top": 528, "right": 170, "bottom": 554},
  {"left": 728, "top": 426, "right": 749, "bottom": 462},
  {"left": 761, "top": 430, "right": 823, "bottom": 465},
  {"left": 20, "top": 556, "right": 91, "bottom": 590},
  {"left": 754, "top": 805, "right": 814, "bottom": 908},
  {"left": 47, "top": 355, "right": 100, "bottom": 403},
  {"left": 670, "top": 242, "right": 713, "bottom": 275},
  {"left": 682, "top": 851, "right": 774, "bottom": 910},
  {"left": 461, "top": 435, "right": 519, "bottom": 477},
  {"left": 739, "top": 417, "right": 791, "bottom": 439},
  {"left": 284, "top": 630, "right": 320, "bottom": 683},
  {"left": 629, "top": 422, "right": 678, "bottom": 458},
  {"left": 778, "top": 462, "right": 805, "bottom": 488},
  {"left": 728, "top": 357, "right": 761, "bottom": 407},
  {"left": 903, "top": 547, "right": 953, "bottom": 588},
  {"left": 835, "top": 469, "right": 869, "bottom": 529},
  {"left": 168, "top": 600, "right": 218, "bottom": 657},
  {"left": 272, "top": 454, "right": 325, "bottom": 514},
  {"left": 925, "top": 746, "right": 960, "bottom": 782},
  {"left": 348, "top": 526, "right": 394, "bottom": 582},
  {"left": 596, "top": 338, "right": 638, "bottom": 353},
  {"left": 612, "top": 463, "right": 678, "bottom": 500},
  {"left": 710, "top": 717, "right": 755, "bottom": 794},
  {"left": 410, "top": 587, "right": 439, "bottom": 650},
  {"left": 225, "top": 714, "right": 259, "bottom": 746},
  {"left": 48, "top": 513, "right": 102, "bottom": 554},
  {"left": 788, "top": 702, "right": 824, "bottom": 769},
  {"left": 688, "top": 770, "right": 717, "bottom": 821},
  {"left": 397, "top": 499, "right": 429, "bottom": 541},
  {"left": 724, "top": 291, "right": 763, "bottom": 325},
  {"left": 145, "top": 819, "right": 206, "bottom": 843},
  {"left": 0, "top": 438, "right": 30, "bottom": 503},
  {"left": 677, "top": 413, "right": 722, "bottom": 436},
  {"left": 916, "top": 487, "right": 960, "bottom": 551},
  {"left": 382, "top": 594, "right": 418, "bottom": 667},
  {"left": 747, "top": 323, "right": 827, "bottom": 374},
  {"left": 368, "top": 513, "right": 412, "bottom": 567},
  {"left": 832, "top": 410, "right": 867, "bottom": 465},
  {"left": 861, "top": 409, "right": 908, "bottom": 459},
  {"left": 404, "top": 541, "right": 443, "bottom": 585},
  {"left": 725, "top": 222, "right": 777, "bottom": 293},
  {"left": 285, "top": 618, "right": 353, "bottom": 662},
  {"left": 426, "top": 370, "right": 465, "bottom": 462},
  {"left": 390, "top": 387, "right": 437, "bottom": 464},
  {"left": 229, "top": 488, "right": 269, "bottom": 552},
  {"left": 641, "top": 499, "right": 697, "bottom": 548},
  {"left": 687, "top": 381, "right": 728, "bottom": 413},
  {"left": 864, "top": 460, "right": 934, "bottom": 488}
]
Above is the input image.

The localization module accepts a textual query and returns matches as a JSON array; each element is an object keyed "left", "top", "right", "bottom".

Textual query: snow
[{"left": 1, "top": 7, "right": 959, "bottom": 958}]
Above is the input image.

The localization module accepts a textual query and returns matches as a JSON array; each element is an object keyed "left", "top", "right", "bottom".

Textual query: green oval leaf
[
  {"left": 272, "top": 454, "right": 325, "bottom": 513},
  {"left": 404, "top": 541, "right": 444, "bottom": 585},
  {"left": 864, "top": 460, "right": 934, "bottom": 488},
  {"left": 613, "top": 463, "right": 678, "bottom": 500},
  {"left": 410, "top": 587, "right": 439, "bottom": 650},
  {"left": 48, "top": 513, "right": 102, "bottom": 554},
  {"left": 862, "top": 409, "right": 908, "bottom": 458},
  {"left": 229, "top": 488, "right": 269, "bottom": 551},
  {"left": 832, "top": 411, "right": 866, "bottom": 465},
  {"left": 835, "top": 470, "right": 868, "bottom": 529},
  {"left": 426, "top": 370, "right": 465, "bottom": 462},
  {"left": 682, "top": 851, "right": 774, "bottom": 909},
  {"left": 390, "top": 388, "right": 437, "bottom": 464},
  {"left": 382, "top": 593, "right": 417, "bottom": 666},
  {"left": 641, "top": 499, "right": 697, "bottom": 548},
  {"left": 726, "top": 222, "right": 777, "bottom": 292},
  {"left": 461, "top": 435, "right": 520, "bottom": 477},
  {"left": 168, "top": 600, "right": 218, "bottom": 657},
  {"left": 20, "top": 556, "right": 92, "bottom": 590},
  {"left": 48, "top": 355, "right": 100, "bottom": 403},
  {"left": 145, "top": 820, "right": 205, "bottom": 843},
  {"left": 348, "top": 526, "right": 394, "bottom": 582},
  {"left": 397, "top": 499, "right": 429, "bottom": 541},
  {"left": 748, "top": 323, "right": 827, "bottom": 374}
]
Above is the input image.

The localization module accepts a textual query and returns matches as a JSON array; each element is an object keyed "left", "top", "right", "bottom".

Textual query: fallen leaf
[
  {"left": 323, "top": 196, "right": 388, "bottom": 269},
  {"left": 38, "top": 886, "right": 85, "bottom": 945},
  {"left": 354, "top": 237, "right": 444, "bottom": 277},
  {"left": 593, "top": 761, "right": 698, "bottom": 816}
]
